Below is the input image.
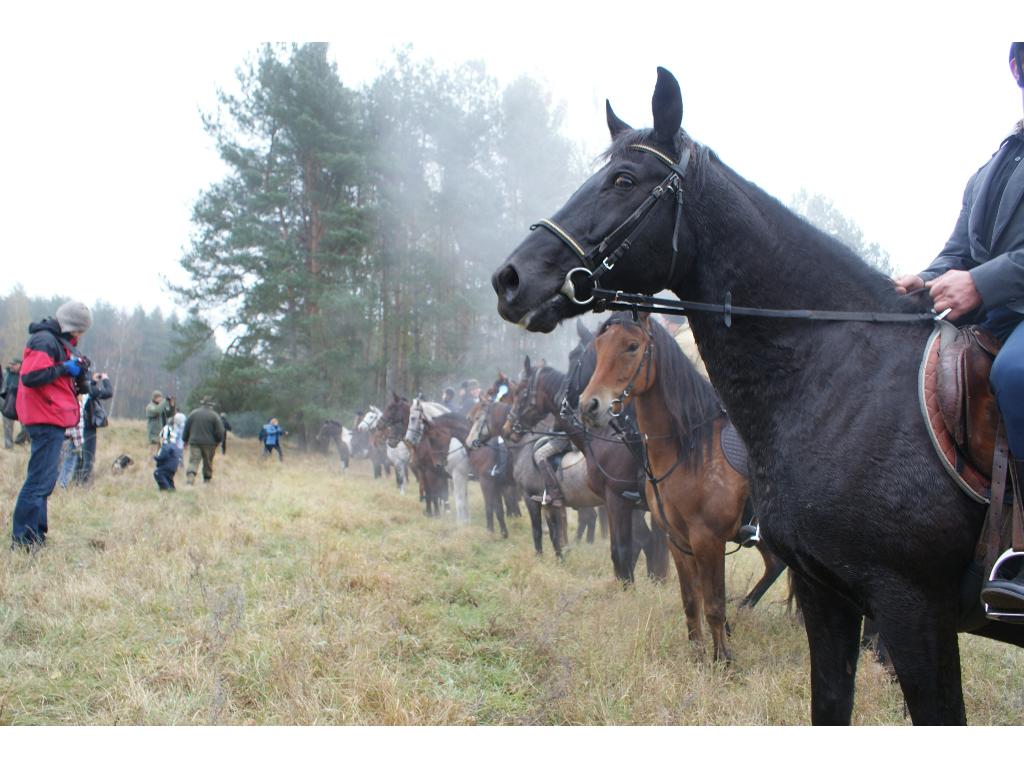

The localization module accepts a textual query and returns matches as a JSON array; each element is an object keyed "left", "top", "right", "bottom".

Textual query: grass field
[{"left": 1, "top": 420, "right": 1022, "bottom": 725}]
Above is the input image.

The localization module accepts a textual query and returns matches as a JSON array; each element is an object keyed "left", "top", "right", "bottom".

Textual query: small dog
[{"left": 111, "top": 454, "right": 135, "bottom": 474}]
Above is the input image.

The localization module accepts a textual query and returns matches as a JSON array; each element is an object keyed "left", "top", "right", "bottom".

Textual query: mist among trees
[{"left": 3, "top": 44, "right": 899, "bottom": 443}]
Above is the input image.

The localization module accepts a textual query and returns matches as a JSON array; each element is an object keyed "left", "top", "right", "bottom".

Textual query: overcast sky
[{"left": 2, "top": 1, "right": 1020, "bottom": 317}]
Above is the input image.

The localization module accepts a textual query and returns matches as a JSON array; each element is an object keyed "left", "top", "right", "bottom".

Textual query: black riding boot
[
  {"left": 490, "top": 440, "right": 508, "bottom": 478},
  {"left": 538, "top": 458, "right": 565, "bottom": 508},
  {"left": 981, "top": 459, "right": 1024, "bottom": 614}
]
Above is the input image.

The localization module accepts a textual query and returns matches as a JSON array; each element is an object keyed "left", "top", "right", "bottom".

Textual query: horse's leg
[
  {"left": 502, "top": 483, "right": 520, "bottom": 519},
  {"left": 789, "top": 571, "right": 862, "bottom": 725},
  {"left": 631, "top": 513, "right": 651, "bottom": 573},
  {"left": 646, "top": 523, "right": 670, "bottom": 581},
  {"left": 504, "top": 484, "right": 521, "bottom": 517},
  {"left": 495, "top": 488, "right": 508, "bottom": 538},
  {"left": 739, "top": 540, "right": 788, "bottom": 609},
  {"left": 558, "top": 506, "right": 569, "bottom": 548},
  {"left": 598, "top": 506, "right": 608, "bottom": 539},
  {"left": 605, "top": 496, "right": 635, "bottom": 582},
  {"left": 526, "top": 496, "right": 543, "bottom": 554},
  {"left": 576, "top": 507, "right": 594, "bottom": 544},
  {"left": 668, "top": 542, "right": 704, "bottom": 653},
  {"left": 545, "top": 505, "right": 564, "bottom": 560},
  {"left": 872, "top": 592, "right": 965, "bottom": 725},
  {"left": 691, "top": 529, "right": 732, "bottom": 664},
  {"left": 860, "top": 617, "right": 893, "bottom": 674}
]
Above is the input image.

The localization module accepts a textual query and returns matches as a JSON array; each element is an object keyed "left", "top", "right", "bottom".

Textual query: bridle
[
  {"left": 509, "top": 368, "right": 546, "bottom": 436},
  {"left": 531, "top": 135, "right": 942, "bottom": 326},
  {"left": 599, "top": 319, "right": 655, "bottom": 418},
  {"left": 470, "top": 399, "right": 495, "bottom": 447},
  {"left": 531, "top": 140, "right": 692, "bottom": 306}
]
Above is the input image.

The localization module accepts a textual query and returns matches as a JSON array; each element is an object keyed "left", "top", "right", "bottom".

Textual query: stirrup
[
  {"left": 738, "top": 522, "right": 760, "bottom": 549},
  {"left": 984, "top": 549, "right": 1024, "bottom": 624}
]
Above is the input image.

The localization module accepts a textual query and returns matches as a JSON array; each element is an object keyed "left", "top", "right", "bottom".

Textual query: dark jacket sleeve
[
  {"left": 182, "top": 417, "right": 192, "bottom": 444},
  {"left": 90, "top": 378, "right": 113, "bottom": 400},
  {"left": 919, "top": 173, "right": 977, "bottom": 282},
  {"left": 20, "top": 351, "right": 66, "bottom": 388}
]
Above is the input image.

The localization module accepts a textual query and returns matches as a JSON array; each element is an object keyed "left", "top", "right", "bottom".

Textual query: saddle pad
[
  {"left": 721, "top": 421, "right": 749, "bottom": 479},
  {"left": 919, "top": 327, "right": 989, "bottom": 504}
]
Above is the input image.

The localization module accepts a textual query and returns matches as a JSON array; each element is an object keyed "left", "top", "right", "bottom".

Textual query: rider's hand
[
  {"left": 62, "top": 358, "right": 81, "bottom": 377},
  {"left": 893, "top": 274, "right": 925, "bottom": 295},
  {"left": 927, "top": 270, "right": 982, "bottom": 321}
]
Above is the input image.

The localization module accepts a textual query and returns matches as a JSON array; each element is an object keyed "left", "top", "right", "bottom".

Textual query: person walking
[
  {"left": 11, "top": 300, "right": 92, "bottom": 549},
  {"left": 259, "top": 417, "right": 286, "bottom": 461},
  {"left": 182, "top": 398, "right": 225, "bottom": 485},
  {"left": 895, "top": 43, "right": 1024, "bottom": 612},
  {"left": 2, "top": 357, "right": 28, "bottom": 448}
]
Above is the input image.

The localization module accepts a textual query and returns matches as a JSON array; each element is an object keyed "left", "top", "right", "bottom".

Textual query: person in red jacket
[{"left": 11, "top": 300, "right": 92, "bottom": 549}]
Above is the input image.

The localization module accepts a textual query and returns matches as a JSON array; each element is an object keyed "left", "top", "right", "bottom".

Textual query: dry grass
[{"left": 0, "top": 420, "right": 1021, "bottom": 725}]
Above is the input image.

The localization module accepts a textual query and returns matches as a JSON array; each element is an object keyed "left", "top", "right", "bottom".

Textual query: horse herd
[{"left": 346, "top": 314, "right": 787, "bottom": 668}]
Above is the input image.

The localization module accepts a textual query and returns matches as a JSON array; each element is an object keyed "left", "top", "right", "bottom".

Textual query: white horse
[{"left": 406, "top": 398, "right": 471, "bottom": 524}]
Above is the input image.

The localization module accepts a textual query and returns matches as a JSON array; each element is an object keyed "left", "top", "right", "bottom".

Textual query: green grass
[{"left": 0, "top": 420, "right": 1022, "bottom": 724}]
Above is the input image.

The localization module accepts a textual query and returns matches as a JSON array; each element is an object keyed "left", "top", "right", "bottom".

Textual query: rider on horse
[{"left": 896, "top": 43, "right": 1024, "bottom": 613}]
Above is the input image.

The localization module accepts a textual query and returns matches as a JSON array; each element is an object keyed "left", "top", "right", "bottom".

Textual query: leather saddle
[{"left": 920, "top": 322, "right": 1002, "bottom": 502}]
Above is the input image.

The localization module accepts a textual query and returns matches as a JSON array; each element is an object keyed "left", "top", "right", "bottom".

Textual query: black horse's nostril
[{"left": 494, "top": 264, "right": 521, "bottom": 301}]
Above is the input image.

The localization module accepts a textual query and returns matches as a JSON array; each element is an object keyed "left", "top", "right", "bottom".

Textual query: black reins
[{"left": 531, "top": 137, "right": 942, "bottom": 326}]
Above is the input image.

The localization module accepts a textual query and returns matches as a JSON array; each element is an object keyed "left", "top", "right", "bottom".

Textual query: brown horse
[
  {"left": 581, "top": 312, "right": 784, "bottom": 662},
  {"left": 382, "top": 395, "right": 450, "bottom": 516}
]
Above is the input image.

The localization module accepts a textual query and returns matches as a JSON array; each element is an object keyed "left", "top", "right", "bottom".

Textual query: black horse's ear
[
  {"left": 576, "top": 317, "right": 594, "bottom": 344},
  {"left": 652, "top": 67, "right": 683, "bottom": 144},
  {"left": 606, "top": 100, "right": 632, "bottom": 139},
  {"left": 523, "top": 355, "right": 532, "bottom": 375},
  {"left": 392, "top": 391, "right": 400, "bottom": 403}
]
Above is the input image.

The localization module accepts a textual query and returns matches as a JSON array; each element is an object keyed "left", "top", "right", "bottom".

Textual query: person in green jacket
[
  {"left": 182, "top": 399, "right": 225, "bottom": 485},
  {"left": 145, "top": 390, "right": 175, "bottom": 448}
]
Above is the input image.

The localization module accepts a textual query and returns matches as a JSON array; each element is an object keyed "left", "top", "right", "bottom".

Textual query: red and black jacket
[{"left": 16, "top": 318, "right": 85, "bottom": 428}]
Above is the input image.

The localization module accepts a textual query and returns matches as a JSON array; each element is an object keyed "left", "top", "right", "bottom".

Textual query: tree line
[
  {"left": 3, "top": 44, "right": 894, "bottom": 445},
  {"left": 172, "top": 43, "right": 588, "bottom": 443}
]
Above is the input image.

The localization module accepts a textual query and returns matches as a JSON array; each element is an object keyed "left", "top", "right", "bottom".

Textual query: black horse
[{"left": 492, "top": 67, "right": 1024, "bottom": 724}]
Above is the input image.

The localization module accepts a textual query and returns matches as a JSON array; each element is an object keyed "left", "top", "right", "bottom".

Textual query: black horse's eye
[
  {"left": 614, "top": 174, "right": 634, "bottom": 190},
  {"left": 627, "top": 341, "right": 641, "bottom": 352}
]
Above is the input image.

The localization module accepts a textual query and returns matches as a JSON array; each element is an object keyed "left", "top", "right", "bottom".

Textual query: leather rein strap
[{"left": 530, "top": 136, "right": 940, "bottom": 326}]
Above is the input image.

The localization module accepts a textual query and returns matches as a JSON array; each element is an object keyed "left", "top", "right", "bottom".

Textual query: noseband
[{"left": 531, "top": 141, "right": 692, "bottom": 305}]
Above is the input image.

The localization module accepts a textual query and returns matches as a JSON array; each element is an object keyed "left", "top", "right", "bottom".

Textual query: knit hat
[
  {"left": 152, "top": 390, "right": 163, "bottom": 400},
  {"left": 55, "top": 301, "right": 92, "bottom": 334}
]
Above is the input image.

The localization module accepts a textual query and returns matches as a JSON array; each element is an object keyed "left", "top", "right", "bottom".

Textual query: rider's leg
[
  {"left": 981, "top": 319, "right": 1024, "bottom": 612},
  {"left": 539, "top": 457, "right": 565, "bottom": 507}
]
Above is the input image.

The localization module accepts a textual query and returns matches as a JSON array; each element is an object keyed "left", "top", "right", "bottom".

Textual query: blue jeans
[
  {"left": 58, "top": 439, "right": 79, "bottom": 488},
  {"left": 12, "top": 424, "right": 66, "bottom": 547},
  {"left": 989, "top": 313, "right": 1024, "bottom": 457}
]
